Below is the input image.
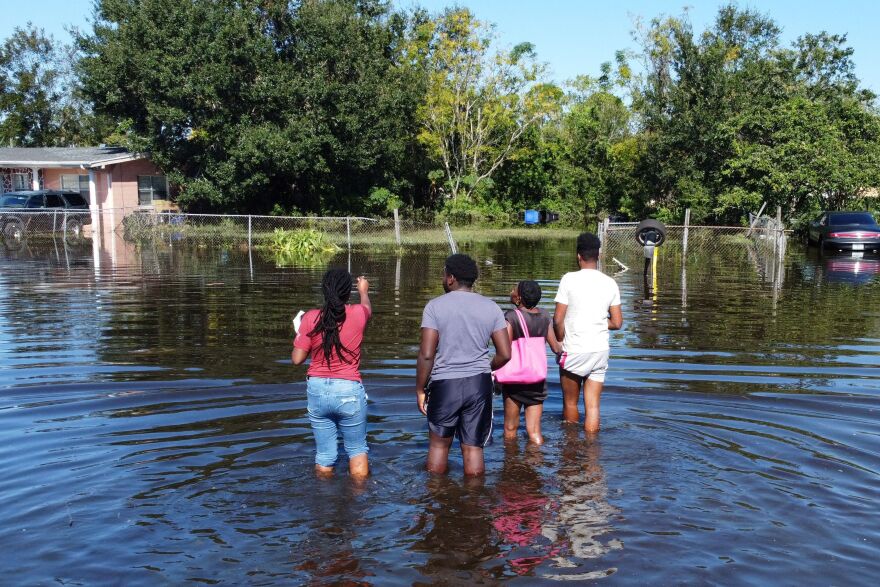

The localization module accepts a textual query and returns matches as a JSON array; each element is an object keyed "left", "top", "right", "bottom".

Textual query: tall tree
[
  {"left": 0, "top": 24, "right": 101, "bottom": 146},
  {"left": 632, "top": 5, "right": 880, "bottom": 224},
  {"left": 408, "top": 8, "right": 561, "bottom": 204},
  {"left": 78, "top": 0, "right": 424, "bottom": 214}
]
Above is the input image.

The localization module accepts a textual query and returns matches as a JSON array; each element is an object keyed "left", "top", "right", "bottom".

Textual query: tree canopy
[{"left": 0, "top": 2, "right": 877, "bottom": 224}]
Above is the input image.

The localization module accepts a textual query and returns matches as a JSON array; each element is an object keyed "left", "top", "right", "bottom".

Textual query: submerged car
[
  {"left": 0, "top": 190, "right": 91, "bottom": 241},
  {"left": 807, "top": 211, "right": 880, "bottom": 252}
]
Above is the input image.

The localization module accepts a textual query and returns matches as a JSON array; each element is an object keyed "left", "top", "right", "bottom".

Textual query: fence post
[
  {"left": 444, "top": 222, "right": 458, "bottom": 254},
  {"left": 247, "top": 215, "right": 252, "bottom": 251},
  {"left": 393, "top": 208, "right": 401, "bottom": 246},
  {"left": 346, "top": 217, "right": 351, "bottom": 249},
  {"left": 682, "top": 208, "right": 691, "bottom": 259},
  {"left": 747, "top": 202, "right": 767, "bottom": 237}
]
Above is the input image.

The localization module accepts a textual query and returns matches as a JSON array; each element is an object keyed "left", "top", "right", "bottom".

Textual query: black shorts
[
  {"left": 501, "top": 381, "right": 547, "bottom": 407},
  {"left": 426, "top": 372, "right": 494, "bottom": 447}
]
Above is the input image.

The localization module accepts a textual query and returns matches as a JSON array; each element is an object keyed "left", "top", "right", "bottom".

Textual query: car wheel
[
  {"left": 2, "top": 218, "right": 24, "bottom": 242},
  {"left": 64, "top": 218, "right": 84, "bottom": 241}
]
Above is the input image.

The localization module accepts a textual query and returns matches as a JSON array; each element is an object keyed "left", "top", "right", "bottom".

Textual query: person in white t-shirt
[{"left": 553, "top": 232, "right": 623, "bottom": 434}]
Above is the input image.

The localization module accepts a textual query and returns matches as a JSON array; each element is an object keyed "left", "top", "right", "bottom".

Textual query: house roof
[{"left": 0, "top": 147, "right": 147, "bottom": 168}]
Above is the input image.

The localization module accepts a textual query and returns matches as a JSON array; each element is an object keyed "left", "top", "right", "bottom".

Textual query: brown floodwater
[{"left": 0, "top": 233, "right": 879, "bottom": 585}]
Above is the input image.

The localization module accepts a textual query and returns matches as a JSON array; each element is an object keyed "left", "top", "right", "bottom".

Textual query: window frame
[
  {"left": 12, "top": 173, "right": 30, "bottom": 191},
  {"left": 61, "top": 174, "right": 91, "bottom": 201},
  {"left": 137, "top": 175, "right": 169, "bottom": 206}
]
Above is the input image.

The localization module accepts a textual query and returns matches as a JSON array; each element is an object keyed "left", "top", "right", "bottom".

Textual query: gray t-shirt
[{"left": 421, "top": 290, "right": 507, "bottom": 381}]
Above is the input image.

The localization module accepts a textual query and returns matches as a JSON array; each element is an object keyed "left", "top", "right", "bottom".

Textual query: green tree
[
  {"left": 79, "top": 0, "right": 424, "bottom": 214},
  {"left": 633, "top": 5, "right": 880, "bottom": 224},
  {"left": 0, "top": 24, "right": 103, "bottom": 146},
  {"left": 408, "top": 8, "right": 561, "bottom": 205}
]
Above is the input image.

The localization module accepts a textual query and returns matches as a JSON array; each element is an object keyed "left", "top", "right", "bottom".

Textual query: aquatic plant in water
[{"left": 263, "top": 228, "right": 339, "bottom": 266}]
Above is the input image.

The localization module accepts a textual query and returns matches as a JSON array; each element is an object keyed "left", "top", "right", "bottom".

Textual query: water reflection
[
  {"left": 1, "top": 235, "right": 880, "bottom": 584},
  {"left": 409, "top": 476, "right": 499, "bottom": 582},
  {"left": 542, "top": 428, "right": 621, "bottom": 581},
  {"left": 494, "top": 443, "right": 555, "bottom": 576}
]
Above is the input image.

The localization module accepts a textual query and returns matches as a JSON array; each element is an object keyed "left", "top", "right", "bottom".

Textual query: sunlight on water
[{"left": 1, "top": 234, "right": 879, "bottom": 584}]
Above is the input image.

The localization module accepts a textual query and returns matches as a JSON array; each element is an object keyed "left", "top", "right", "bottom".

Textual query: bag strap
[{"left": 514, "top": 308, "right": 531, "bottom": 338}]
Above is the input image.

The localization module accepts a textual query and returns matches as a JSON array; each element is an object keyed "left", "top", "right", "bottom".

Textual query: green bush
[{"left": 267, "top": 228, "right": 338, "bottom": 255}]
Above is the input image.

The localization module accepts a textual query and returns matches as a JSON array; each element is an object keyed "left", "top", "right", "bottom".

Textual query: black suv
[{"left": 0, "top": 190, "right": 92, "bottom": 241}]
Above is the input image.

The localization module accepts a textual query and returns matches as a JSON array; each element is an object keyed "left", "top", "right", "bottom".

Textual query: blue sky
[{"left": 4, "top": 0, "right": 879, "bottom": 93}]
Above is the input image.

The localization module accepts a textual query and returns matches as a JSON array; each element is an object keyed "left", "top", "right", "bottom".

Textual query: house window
[
  {"left": 12, "top": 172, "right": 29, "bottom": 191},
  {"left": 137, "top": 175, "right": 168, "bottom": 206},
  {"left": 61, "top": 174, "right": 90, "bottom": 200}
]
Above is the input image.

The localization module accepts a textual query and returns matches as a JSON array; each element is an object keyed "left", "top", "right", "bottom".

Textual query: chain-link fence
[
  {"left": 1, "top": 208, "right": 93, "bottom": 244},
  {"left": 0, "top": 207, "right": 459, "bottom": 251},
  {"left": 597, "top": 214, "right": 789, "bottom": 287}
]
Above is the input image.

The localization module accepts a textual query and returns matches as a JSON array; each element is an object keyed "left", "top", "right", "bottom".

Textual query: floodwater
[{"left": 1, "top": 233, "right": 879, "bottom": 585}]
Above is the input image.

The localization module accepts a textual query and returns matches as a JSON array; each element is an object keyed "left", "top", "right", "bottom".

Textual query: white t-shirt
[{"left": 554, "top": 269, "right": 621, "bottom": 353}]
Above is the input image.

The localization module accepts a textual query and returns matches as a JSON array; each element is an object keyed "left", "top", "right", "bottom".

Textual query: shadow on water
[{"left": 1, "top": 233, "right": 879, "bottom": 584}]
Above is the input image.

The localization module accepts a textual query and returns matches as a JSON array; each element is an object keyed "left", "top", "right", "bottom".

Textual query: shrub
[{"left": 264, "top": 228, "right": 339, "bottom": 264}]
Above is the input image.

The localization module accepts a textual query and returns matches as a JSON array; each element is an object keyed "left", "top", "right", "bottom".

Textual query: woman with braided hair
[{"left": 292, "top": 268, "right": 372, "bottom": 479}]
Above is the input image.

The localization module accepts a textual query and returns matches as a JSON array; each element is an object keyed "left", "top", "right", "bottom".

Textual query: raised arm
[
  {"left": 357, "top": 275, "right": 371, "bottom": 316},
  {"left": 415, "top": 327, "right": 439, "bottom": 415}
]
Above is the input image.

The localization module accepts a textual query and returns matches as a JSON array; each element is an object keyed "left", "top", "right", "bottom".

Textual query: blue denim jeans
[{"left": 306, "top": 377, "right": 369, "bottom": 467}]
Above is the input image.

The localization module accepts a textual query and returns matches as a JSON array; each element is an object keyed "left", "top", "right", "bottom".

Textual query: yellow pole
[{"left": 652, "top": 245, "right": 659, "bottom": 295}]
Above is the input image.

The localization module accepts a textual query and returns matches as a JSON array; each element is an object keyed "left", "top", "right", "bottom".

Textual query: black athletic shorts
[{"left": 426, "top": 372, "right": 494, "bottom": 447}]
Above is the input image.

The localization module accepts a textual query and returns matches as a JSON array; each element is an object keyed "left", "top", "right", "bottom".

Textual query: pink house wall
[
  {"left": 111, "top": 159, "right": 164, "bottom": 210},
  {"left": 35, "top": 159, "right": 164, "bottom": 211}
]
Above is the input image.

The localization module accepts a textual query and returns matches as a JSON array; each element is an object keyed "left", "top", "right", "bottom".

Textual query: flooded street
[{"left": 1, "top": 234, "right": 879, "bottom": 585}]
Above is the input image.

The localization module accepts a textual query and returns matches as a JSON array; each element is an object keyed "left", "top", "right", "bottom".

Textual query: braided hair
[{"left": 309, "top": 268, "right": 355, "bottom": 367}]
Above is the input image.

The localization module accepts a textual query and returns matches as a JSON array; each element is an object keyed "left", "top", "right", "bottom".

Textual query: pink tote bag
[{"left": 494, "top": 309, "right": 548, "bottom": 384}]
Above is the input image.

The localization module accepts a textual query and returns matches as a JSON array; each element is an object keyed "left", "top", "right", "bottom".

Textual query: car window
[
  {"left": 45, "top": 194, "right": 65, "bottom": 207},
  {"left": 819, "top": 214, "right": 827, "bottom": 226},
  {"left": 62, "top": 193, "right": 87, "bottom": 207},
  {"left": 829, "top": 212, "right": 876, "bottom": 226},
  {"left": 26, "top": 196, "right": 44, "bottom": 208},
  {"left": 0, "top": 195, "right": 28, "bottom": 208}
]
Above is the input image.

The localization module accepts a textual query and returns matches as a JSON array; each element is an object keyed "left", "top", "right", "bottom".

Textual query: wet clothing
[
  {"left": 307, "top": 377, "right": 369, "bottom": 466},
  {"left": 499, "top": 308, "right": 552, "bottom": 406},
  {"left": 294, "top": 304, "right": 371, "bottom": 382},
  {"left": 426, "top": 372, "right": 494, "bottom": 446},
  {"left": 294, "top": 303, "right": 372, "bottom": 467},
  {"left": 420, "top": 291, "right": 506, "bottom": 380}
]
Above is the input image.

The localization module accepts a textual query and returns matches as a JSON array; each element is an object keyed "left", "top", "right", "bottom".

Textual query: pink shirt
[{"left": 293, "top": 304, "right": 371, "bottom": 381}]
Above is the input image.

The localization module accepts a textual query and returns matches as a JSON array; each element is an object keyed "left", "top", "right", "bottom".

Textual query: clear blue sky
[{"left": 3, "top": 0, "right": 879, "bottom": 94}]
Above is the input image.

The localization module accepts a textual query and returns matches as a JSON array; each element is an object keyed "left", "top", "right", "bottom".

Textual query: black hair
[
  {"left": 444, "top": 253, "right": 479, "bottom": 287},
  {"left": 309, "top": 268, "right": 354, "bottom": 366},
  {"left": 517, "top": 280, "right": 542, "bottom": 309},
  {"left": 576, "top": 232, "right": 601, "bottom": 261}
]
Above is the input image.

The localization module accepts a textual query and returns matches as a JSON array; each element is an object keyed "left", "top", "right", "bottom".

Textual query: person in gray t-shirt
[{"left": 416, "top": 254, "right": 511, "bottom": 476}]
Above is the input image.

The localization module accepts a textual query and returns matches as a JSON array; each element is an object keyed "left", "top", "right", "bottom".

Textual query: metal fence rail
[{"left": 0, "top": 207, "right": 459, "bottom": 250}]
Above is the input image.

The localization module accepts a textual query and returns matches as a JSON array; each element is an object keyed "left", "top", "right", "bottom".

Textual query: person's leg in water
[
  {"left": 560, "top": 368, "right": 584, "bottom": 423},
  {"left": 583, "top": 377, "right": 603, "bottom": 435},
  {"left": 307, "top": 381, "right": 338, "bottom": 479},
  {"left": 426, "top": 431, "right": 454, "bottom": 474},
  {"left": 523, "top": 402, "right": 544, "bottom": 444},
  {"left": 461, "top": 444, "right": 485, "bottom": 476},
  {"left": 338, "top": 382, "right": 370, "bottom": 479},
  {"left": 503, "top": 395, "right": 522, "bottom": 441}
]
